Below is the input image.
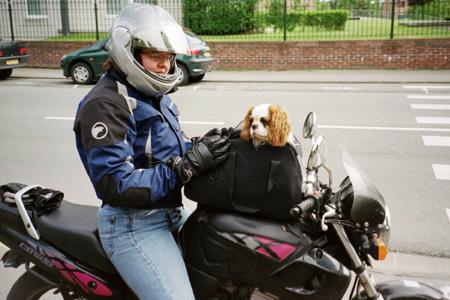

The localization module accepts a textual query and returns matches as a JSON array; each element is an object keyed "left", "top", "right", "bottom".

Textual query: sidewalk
[{"left": 12, "top": 67, "right": 450, "bottom": 84}]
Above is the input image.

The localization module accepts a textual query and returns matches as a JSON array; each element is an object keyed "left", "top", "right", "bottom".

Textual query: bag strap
[
  {"left": 267, "top": 160, "right": 280, "bottom": 194},
  {"left": 227, "top": 152, "right": 237, "bottom": 203}
]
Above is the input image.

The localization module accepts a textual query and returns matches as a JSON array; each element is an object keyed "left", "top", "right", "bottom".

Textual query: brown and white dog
[{"left": 240, "top": 104, "right": 292, "bottom": 147}]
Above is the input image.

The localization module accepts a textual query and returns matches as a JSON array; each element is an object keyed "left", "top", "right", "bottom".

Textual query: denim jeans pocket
[{"left": 97, "top": 215, "right": 116, "bottom": 257}]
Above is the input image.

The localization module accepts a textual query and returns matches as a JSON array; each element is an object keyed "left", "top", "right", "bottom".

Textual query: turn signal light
[{"left": 376, "top": 239, "right": 388, "bottom": 260}]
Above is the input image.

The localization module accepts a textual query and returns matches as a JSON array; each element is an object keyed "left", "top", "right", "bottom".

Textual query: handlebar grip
[{"left": 290, "top": 198, "right": 316, "bottom": 217}]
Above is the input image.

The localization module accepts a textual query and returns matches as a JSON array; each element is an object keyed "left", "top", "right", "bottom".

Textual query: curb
[{"left": 11, "top": 68, "right": 450, "bottom": 85}]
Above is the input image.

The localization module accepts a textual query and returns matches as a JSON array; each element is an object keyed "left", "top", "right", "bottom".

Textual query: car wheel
[
  {"left": 71, "top": 62, "right": 94, "bottom": 84},
  {"left": 176, "top": 64, "right": 189, "bottom": 86},
  {"left": 189, "top": 73, "right": 205, "bottom": 83},
  {"left": 0, "top": 69, "right": 13, "bottom": 80}
]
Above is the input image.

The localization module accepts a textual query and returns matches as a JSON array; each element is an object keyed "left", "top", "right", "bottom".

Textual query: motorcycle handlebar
[{"left": 290, "top": 197, "right": 316, "bottom": 217}]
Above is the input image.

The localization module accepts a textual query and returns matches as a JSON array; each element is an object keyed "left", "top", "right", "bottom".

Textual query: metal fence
[{"left": 1, "top": 0, "right": 449, "bottom": 41}]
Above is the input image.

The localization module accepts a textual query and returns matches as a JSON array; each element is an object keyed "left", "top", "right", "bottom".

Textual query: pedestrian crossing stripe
[
  {"left": 407, "top": 95, "right": 450, "bottom": 100},
  {"left": 404, "top": 85, "right": 450, "bottom": 90},
  {"left": 432, "top": 164, "right": 450, "bottom": 181},
  {"left": 416, "top": 117, "right": 450, "bottom": 125},
  {"left": 422, "top": 136, "right": 450, "bottom": 147},
  {"left": 411, "top": 104, "right": 450, "bottom": 110}
]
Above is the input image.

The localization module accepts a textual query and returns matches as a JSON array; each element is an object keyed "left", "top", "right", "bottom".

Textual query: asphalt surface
[{"left": 1, "top": 68, "right": 450, "bottom": 299}]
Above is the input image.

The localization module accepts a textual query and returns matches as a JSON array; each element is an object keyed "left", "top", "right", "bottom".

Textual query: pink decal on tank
[
  {"left": 256, "top": 248, "right": 272, "bottom": 258},
  {"left": 269, "top": 243, "right": 296, "bottom": 260},
  {"left": 255, "top": 236, "right": 295, "bottom": 261},
  {"left": 73, "top": 272, "right": 113, "bottom": 296}
]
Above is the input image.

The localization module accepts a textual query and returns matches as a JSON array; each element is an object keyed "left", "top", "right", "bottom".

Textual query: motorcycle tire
[{"left": 7, "top": 267, "right": 80, "bottom": 300}]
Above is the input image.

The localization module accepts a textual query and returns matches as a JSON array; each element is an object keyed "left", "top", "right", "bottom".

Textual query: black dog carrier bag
[{"left": 184, "top": 137, "right": 303, "bottom": 220}]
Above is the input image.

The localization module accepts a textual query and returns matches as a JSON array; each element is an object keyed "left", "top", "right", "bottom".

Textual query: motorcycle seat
[{"left": 35, "top": 200, "right": 117, "bottom": 274}]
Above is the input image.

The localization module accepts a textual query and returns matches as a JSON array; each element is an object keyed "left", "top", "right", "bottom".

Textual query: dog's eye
[{"left": 260, "top": 118, "right": 269, "bottom": 126}]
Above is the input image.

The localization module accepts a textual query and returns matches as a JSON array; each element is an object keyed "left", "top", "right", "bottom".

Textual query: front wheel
[
  {"left": 0, "top": 69, "right": 13, "bottom": 80},
  {"left": 189, "top": 73, "right": 205, "bottom": 83},
  {"left": 7, "top": 268, "right": 82, "bottom": 300}
]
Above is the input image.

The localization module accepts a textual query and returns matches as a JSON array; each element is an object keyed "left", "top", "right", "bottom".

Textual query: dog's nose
[{"left": 251, "top": 124, "right": 258, "bottom": 130}]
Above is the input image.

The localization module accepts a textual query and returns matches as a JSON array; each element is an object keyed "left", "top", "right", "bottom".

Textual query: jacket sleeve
[{"left": 74, "top": 98, "right": 178, "bottom": 208}]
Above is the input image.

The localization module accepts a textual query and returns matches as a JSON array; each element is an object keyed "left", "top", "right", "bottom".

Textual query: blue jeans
[{"left": 97, "top": 205, "right": 195, "bottom": 300}]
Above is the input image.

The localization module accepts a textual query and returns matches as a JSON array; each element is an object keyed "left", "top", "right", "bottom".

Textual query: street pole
[
  {"left": 390, "top": 0, "right": 396, "bottom": 39},
  {"left": 8, "top": 0, "right": 14, "bottom": 40},
  {"left": 283, "top": 0, "right": 287, "bottom": 41},
  {"left": 60, "top": 0, "right": 70, "bottom": 36},
  {"left": 94, "top": 0, "right": 100, "bottom": 41}
]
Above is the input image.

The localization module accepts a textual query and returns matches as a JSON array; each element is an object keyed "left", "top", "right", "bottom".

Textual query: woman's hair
[{"left": 103, "top": 57, "right": 115, "bottom": 73}]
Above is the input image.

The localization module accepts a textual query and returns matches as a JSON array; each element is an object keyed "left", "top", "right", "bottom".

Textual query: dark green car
[{"left": 60, "top": 30, "right": 212, "bottom": 85}]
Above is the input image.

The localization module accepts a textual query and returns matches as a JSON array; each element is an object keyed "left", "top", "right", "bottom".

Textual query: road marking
[
  {"left": 432, "top": 164, "right": 450, "bottom": 180},
  {"left": 318, "top": 125, "right": 450, "bottom": 132},
  {"left": 416, "top": 117, "right": 450, "bottom": 125},
  {"left": 0, "top": 242, "right": 7, "bottom": 250},
  {"left": 16, "top": 81, "right": 33, "bottom": 85},
  {"left": 322, "top": 86, "right": 358, "bottom": 91},
  {"left": 407, "top": 95, "right": 450, "bottom": 100},
  {"left": 74, "top": 84, "right": 79, "bottom": 88},
  {"left": 446, "top": 209, "right": 450, "bottom": 223},
  {"left": 180, "top": 121, "right": 224, "bottom": 125},
  {"left": 45, "top": 116, "right": 75, "bottom": 120},
  {"left": 411, "top": 104, "right": 450, "bottom": 110},
  {"left": 44, "top": 117, "right": 224, "bottom": 126},
  {"left": 422, "top": 136, "right": 450, "bottom": 147}
]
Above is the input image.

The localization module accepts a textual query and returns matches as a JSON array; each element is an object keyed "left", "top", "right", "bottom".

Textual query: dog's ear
[
  {"left": 240, "top": 105, "right": 254, "bottom": 141},
  {"left": 268, "top": 105, "right": 291, "bottom": 147}
]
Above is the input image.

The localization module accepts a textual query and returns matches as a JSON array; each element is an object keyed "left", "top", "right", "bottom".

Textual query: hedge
[
  {"left": 406, "top": 0, "right": 450, "bottom": 20},
  {"left": 263, "top": 9, "right": 349, "bottom": 31},
  {"left": 182, "top": 0, "right": 258, "bottom": 35}
]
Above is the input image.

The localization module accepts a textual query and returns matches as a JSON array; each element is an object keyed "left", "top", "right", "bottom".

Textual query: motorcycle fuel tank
[{"left": 179, "top": 208, "right": 351, "bottom": 299}]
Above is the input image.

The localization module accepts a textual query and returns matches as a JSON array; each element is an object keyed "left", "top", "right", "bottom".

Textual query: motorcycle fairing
[
  {"left": 342, "top": 147, "right": 386, "bottom": 227},
  {"left": 180, "top": 208, "right": 351, "bottom": 300}
]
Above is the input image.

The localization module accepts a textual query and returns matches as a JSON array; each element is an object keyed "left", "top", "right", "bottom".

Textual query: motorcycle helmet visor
[{"left": 131, "top": 23, "right": 190, "bottom": 56}]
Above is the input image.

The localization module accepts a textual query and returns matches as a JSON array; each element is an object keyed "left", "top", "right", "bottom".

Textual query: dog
[{"left": 240, "top": 104, "right": 292, "bottom": 147}]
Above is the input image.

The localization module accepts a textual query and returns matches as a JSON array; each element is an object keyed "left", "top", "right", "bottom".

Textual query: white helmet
[{"left": 106, "top": 4, "right": 189, "bottom": 97}]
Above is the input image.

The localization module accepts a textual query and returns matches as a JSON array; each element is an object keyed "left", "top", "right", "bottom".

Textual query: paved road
[{"left": 1, "top": 74, "right": 450, "bottom": 298}]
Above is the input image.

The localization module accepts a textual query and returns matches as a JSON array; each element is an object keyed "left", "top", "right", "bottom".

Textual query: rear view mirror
[
  {"left": 307, "top": 135, "right": 326, "bottom": 171},
  {"left": 303, "top": 112, "right": 317, "bottom": 139}
]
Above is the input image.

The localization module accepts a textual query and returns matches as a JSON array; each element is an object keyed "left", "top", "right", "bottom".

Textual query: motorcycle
[{"left": 1, "top": 112, "right": 448, "bottom": 300}]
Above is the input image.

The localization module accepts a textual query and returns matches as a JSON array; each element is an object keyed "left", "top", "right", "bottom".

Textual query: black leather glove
[{"left": 169, "top": 133, "right": 231, "bottom": 184}]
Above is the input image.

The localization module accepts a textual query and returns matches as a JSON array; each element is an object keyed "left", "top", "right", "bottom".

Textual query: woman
[{"left": 73, "top": 4, "right": 230, "bottom": 299}]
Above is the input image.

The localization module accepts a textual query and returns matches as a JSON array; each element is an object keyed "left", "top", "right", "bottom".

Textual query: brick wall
[{"left": 26, "top": 38, "right": 450, "bottom": 70}]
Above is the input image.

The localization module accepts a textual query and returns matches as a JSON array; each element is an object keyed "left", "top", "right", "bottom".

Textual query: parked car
[
  {"left": 0, "top": 39, "right": 29, "bottom": 80},
  {"left": 60, "top": 29, "right": 212, "bottom": 85}
]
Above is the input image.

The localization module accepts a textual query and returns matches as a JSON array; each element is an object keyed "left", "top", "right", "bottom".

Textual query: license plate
[
  {"left": 6, "top": 59, "right": 19, "bottom": 65},
  {"left": 204, "top": 52, "right": 211, "bottom": 57}
]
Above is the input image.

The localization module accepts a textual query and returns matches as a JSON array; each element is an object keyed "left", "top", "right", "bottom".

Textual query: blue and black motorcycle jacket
[{"left": 74, "top": 70, "right": 189, "bottom": 209}]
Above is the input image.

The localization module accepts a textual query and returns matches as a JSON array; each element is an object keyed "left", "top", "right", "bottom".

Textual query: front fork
[{"left": 332, "top": 223, "right": 383, "bottom": 300}]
